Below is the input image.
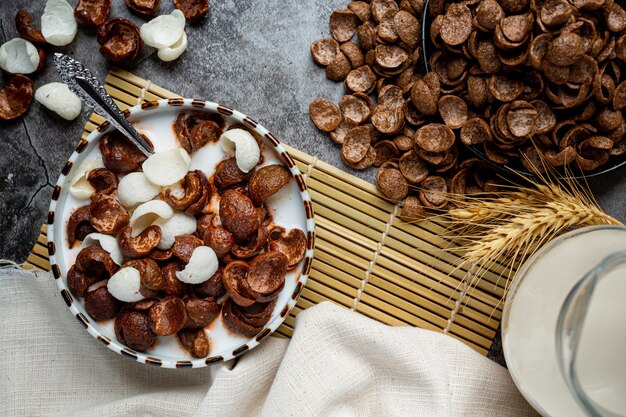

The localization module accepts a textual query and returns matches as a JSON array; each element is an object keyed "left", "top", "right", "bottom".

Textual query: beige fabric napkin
[{"left": 0, "top": 268, "right": 538, "bottom": 417}]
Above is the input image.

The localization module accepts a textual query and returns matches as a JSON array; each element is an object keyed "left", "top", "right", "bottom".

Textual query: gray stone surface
[{"left": 1, "top": 0, "right": 625, "bottom": 366}]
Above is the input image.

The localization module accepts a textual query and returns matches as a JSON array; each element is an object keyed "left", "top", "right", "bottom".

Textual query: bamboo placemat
[{"left": 24, "top": 68, "right": 515, "bottom": 355}]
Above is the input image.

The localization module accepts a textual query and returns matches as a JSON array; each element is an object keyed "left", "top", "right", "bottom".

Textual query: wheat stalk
[
  {"left": 451, "top": 184, "right": 618, "bottom": 259},
  {"left": 435, "top": 166, "right": 622, "bottom": 311}
]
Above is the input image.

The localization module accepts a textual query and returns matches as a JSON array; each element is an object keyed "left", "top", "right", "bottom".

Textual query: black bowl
[{"left": 419, "top": 0, "right": 626, "bottom": 180}]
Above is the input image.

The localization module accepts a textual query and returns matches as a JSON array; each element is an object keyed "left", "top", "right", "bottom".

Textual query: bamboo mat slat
[{"left": 25, "top": 68, "right": 517, "bottom": 355}]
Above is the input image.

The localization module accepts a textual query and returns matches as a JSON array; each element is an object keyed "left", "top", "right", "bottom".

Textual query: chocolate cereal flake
[
  {"left": 96, "top": 18, "right": 142, "bottom": 62},
  {"left": 371, "top": 105, "right": 405, "bottom": 134},
  {"left": 309, "top": 98, "right": 342, "bottom": 132},
  {"left": 440, "top": 3, "right": 473, "bottom": 46},
  {"left": 173, "top": 0, "right": 209, "bottom": 23},
  {"left": 15, "top": 10, "right": 47, "bottom": 46},
  {"left": 378, "top": 15, "right": 399, "bottom": 43},
  {"left": 371, "top": 0, "right": 399, "bottom": 22},
  {"left": 373, "top": 140, "right": 399, "bottom": 167},
  {"left": 374, "top": 45, "right": 409, "bottom": 69},
  {"left": 330, "top": 118, "right": 357, "bottom": 144},
  {"left": 394, "top": 134, "right": 414, "bottom": 152},
  {"left": 342, "top": 125, "right": 373, "bottom": 164},
  {"left": 125, "top": 0, "right": 160, "bottom": 16},
  {"left": 339, "top": 94, "right": 371, "bottom": 125},
  {"left": 376, "top": 167, "right": 409, "bottom": 200},
  {"left": 460, "top": 118, "right": 491, "bottom": 145},
  {"left": 340, "top": 42, "right": 365, "bottom": 68},
  {"left": 546, "top": 32, "right": 585, "bottom": 67},
  {"left": 0, "top": 75, "right": 34, "bottom": 121},
  {"left": 357, "top": 22, "right": 377, "bottom": 51},
  {"left": 438, "top": 95, "right": 468, "bottom": 129},
  {"left": 345, "top": 145, "right": 377, "bottom": 169},
  {"left": 415, "top": 123, "right": 456, "bottom": 153},
  {"left": 326, "top": 52, "right": 353, "bottom": 81},
  {"left": 394, "top": 10, "right": 420, "bottom": 48},
  {"left": 348, "top": 1, "right": 371, "bottom": 22},
  {"left": 475, "top": 0, "right": 505, "bottom": 31},
  {"left": 399, "top": 195, "right": 427, "bottom": 222},
  {"left": 399, "top": 150, "right": 429, "bottom": 184},
  {"left": 488, "top": 74, "right": 524, "bottom": 102},
  {"left": 345, "top": 65, "right": 377, "bottom": 93},
  {"left": 330, "top": 9, "right": 358, "bottom": 43},
  {"left": 75, "top": 0, "right": 111, "bottom": 27},
  {"left": 418, "top": 176, "right": 448, "bottom": 208}
]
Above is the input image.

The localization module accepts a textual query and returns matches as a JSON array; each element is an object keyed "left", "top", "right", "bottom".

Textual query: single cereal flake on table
[
  {"left": 69, "top": 156, "right": 104, "bottom": 199},
  {"left": 129, "top": 200, "right": 174, "bottom": 237},
  {"left": 107, "top": 267, "right": 144, "bottom": 302},
  {"left": 117, "top": 172, "right": 162, "bottom": 208},
  {"left": 153, "top": 211, "right": 197, "bottom": 250},
  {"left": 0, "top": 75, "right": 34, "bottom": 121},
  {"left": 140, "top": 9, "right": 186, "bottom": 49},
  {"left": 35, "top": 82, "right": 82, "bottom": 120},
  {"left": 142, "top": 148, "right": 191, "bottom": 186},
  {"left": 82, "top": 233, "right": 124, "bottom": 266},
  {"left": 0, "top": 38, "right": 40, "bottom": 75},
  {"left": 176, "top": 246, "right": 219, "bottom": 284},
  {"left": 220, "top": 128, "right": 261, "bottom": 173},
  {"left": 41, "top": 0, "right": 78, "bottom": 46}
]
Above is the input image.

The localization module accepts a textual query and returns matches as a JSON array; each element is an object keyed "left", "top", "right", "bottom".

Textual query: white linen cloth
[{"left": 0, "top": 268, "right": 538, "bottom": 417}]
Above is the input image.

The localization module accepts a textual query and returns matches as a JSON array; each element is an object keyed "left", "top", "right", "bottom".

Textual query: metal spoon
[{"left": 52, "top": 53, "right": 154, "bottom": 157}]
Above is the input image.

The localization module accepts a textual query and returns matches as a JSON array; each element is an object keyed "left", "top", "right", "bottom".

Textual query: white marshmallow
[
  {"left": 117, "top": 172, "right": 162, "bottom": 208},
  {"left": 69, "top": 181, "right": 95, "bottom": 200},
  {"left": 69, "top": 156, "right": 104, "bottom": 200},
  {"left": 0, "top": 38, "right": 40, "bottom": 74},
  {"left": 107, "top": 267, "right": 144, "bottom": 302},
  {"left": 140, "top": 9, "right": 186, "bottom": 49},
  {"left": 142, "top": 148, "right": 191, "bottom": 186},
  {"left": 220, "top": 129, "right": 261, "bottom": 173},
  {"left": 35, "top": 82, "right": 82, "bottom": 120},
  {"left": 153, "top": 211, "right": 197, "bottom": 250},
  {"left": 157, "top": 32, "right": 188, "bottom": 62},
  {"left": 82, "top": 233, "right": 124, "bottom": 266},
  {"left": 129, "top": 200, "right": 174, "bottom": 237},
  {"left": 176, "top": 246, "right": 219, "bottom": 284},
  {"left": 41, "top": 0, "right": 77, "bottom": 46}
]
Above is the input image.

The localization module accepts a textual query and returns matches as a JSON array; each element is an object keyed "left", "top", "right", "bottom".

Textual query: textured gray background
[{"left": 1, "top": 0, "right": 625, "bottom": 363}]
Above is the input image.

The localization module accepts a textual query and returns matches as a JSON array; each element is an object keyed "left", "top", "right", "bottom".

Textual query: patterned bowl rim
[{"left": 46, "top": 98, "right": 315, "bottom": 369}]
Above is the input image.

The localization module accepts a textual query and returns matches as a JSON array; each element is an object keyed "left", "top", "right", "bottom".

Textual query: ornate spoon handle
[{"left": 52, "top": 53, "right": 153, "bottom": 157}]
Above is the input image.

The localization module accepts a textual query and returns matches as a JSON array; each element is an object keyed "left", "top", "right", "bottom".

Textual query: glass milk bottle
[{"left": 502, "top": 226, "right": 626, "bottom": 417}]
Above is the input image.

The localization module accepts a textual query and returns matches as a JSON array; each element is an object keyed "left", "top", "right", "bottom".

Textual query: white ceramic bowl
[{"left": 47, "top": 99, "right": 315, "bottom": 368}]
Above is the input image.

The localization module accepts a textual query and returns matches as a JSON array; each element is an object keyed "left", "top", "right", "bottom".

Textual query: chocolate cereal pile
[
  {"left": 66, "top": 114, "right": 306, "bottom": 357},
  {"left": 309, "top": 0, "right": 626, "bottom": 219}
]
